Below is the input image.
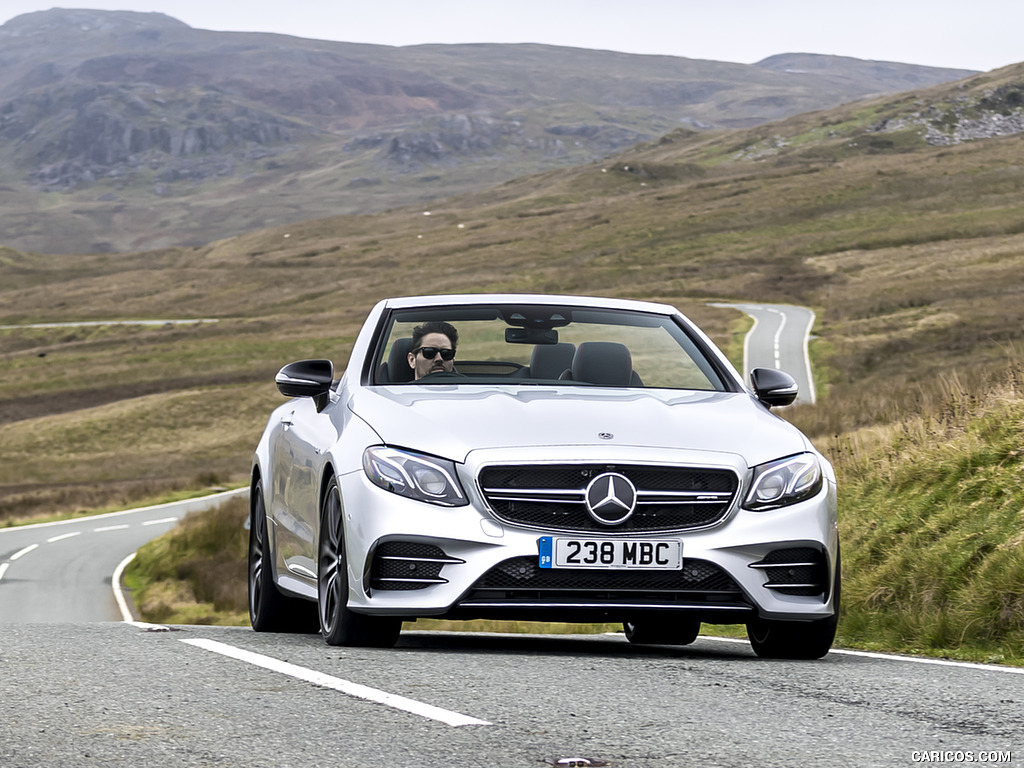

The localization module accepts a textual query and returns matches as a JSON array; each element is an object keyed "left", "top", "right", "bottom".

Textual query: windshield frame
[{"left": 366, "top": 302, "right": 740, "bottom": 393}]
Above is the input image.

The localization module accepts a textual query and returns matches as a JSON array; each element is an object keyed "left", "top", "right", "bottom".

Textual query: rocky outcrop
[
  {"left": 923, "top": 111, "right": 1024, "bottom": 145},
  {"left": 874, "top": 83, "right": 1024, "bottom": 145},
  {"left": 377, "top": 114, "right": 653, "bottom": 168},
  {"left": 1, "top": 86, "right": 313, "bottom": 189},
  {"left": 382, "top": 114, "right": 524, "bottom": 165},
  {"left": 545, "top": 123, "right": 651, "bottom": 150},
  {"left": 0, "top": 8, "right": 188, "bottom": 39}
]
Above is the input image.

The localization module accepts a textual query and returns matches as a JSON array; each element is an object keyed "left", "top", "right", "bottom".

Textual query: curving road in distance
[
  {"left": 713, "top": 302, "right": 817, "bottom": 405},
  {"left": 0, "top": 489, "right": 245, "bottom": 623}
]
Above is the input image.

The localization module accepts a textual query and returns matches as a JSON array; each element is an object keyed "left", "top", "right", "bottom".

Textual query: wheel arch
[
  {"left": 314, "top": 462, "right": 340, "bottom": 554},
  {"left": 249, "top": 464, "right": 286, "bottom": 590},
  {"left": 319, "top": 461, "right": 339, "bottom": 507},
  {"left": 250, "top": 466, "right": 263, "bottom": 516}
]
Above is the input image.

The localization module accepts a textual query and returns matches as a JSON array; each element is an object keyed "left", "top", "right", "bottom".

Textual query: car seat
[
  {"left": 530, "top": 342, "right": 576, "bottom": 379},
  {"left": 378, "top": 337, "right": 415, "bottom": 383},
  {"left": 562, "top": 341, "right": 642, "bottom": 386}
]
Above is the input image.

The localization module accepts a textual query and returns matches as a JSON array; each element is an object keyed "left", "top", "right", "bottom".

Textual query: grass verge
[{"left": 827, "top": 361, "right": 1024, "bottom": 666}]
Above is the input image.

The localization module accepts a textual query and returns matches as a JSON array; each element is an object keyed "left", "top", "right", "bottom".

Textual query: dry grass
[
  {"left": 823, "top": 360, "right": 1024, "bottom": 664},
  {"left": 124, "top": 496, "right": 251, "bottom": 626}
]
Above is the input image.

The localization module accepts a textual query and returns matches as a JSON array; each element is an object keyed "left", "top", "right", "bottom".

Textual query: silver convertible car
[{"left": 249, "top": 294, "right": 839, "bottom": 658}]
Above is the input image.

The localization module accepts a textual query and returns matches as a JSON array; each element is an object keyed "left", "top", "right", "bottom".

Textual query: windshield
[{"left": 372, "top": 304, "right": 729, "bottom": 391}]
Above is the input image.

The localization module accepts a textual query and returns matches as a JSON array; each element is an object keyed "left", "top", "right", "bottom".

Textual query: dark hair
[{"left": 410, "top": 321, "right": 458, "bottom": 350}]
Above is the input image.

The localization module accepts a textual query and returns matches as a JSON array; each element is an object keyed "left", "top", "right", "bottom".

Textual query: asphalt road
[
  {"left": 1, "top": 622, "right": 1021, "bottom": 767},
  {"left": 3, "top": 499, "right": 1023, "bottom": 767},
  {"left": 712, "top": 303, "right": 817, "bottom": 405},
  {"left": 0, "top": 490, "right": 245, "bottom": 623}
]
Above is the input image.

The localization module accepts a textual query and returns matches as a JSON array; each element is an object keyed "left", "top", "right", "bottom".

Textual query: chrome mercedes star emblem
[
  {"left": 598, "top": 432, "right": 613, "bottom": 440},
  {"left": 584, "top": 472, "right": 637, "bottom": 525}
]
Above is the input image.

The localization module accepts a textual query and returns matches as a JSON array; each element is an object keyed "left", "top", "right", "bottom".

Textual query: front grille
[
  {"left": 463, "top": 555, "right": 744, "bottom": 603},
  {"left": 369, "top": 541, "right": 463, "bottom": 591},
  {"left": 750, "top": 547, "right": 828, "bottom": 597},
  {"left": 478, "top": 463, "right": 738, "bottom": 533}
]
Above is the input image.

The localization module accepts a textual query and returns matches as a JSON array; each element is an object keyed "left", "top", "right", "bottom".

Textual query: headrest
[
  {"left": 386, "top": 337, "right": 415, "bottom": 383},
  {"left": 530, "top": 342, "right": 576, "bottom": 379},
  {"left": 570, "top": 341, "right": 634, "bottom": 386}
]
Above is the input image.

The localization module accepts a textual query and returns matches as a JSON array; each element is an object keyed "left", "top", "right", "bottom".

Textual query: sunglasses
[{"left": 413, "top": 346, "right": 456, "bottom": 361}]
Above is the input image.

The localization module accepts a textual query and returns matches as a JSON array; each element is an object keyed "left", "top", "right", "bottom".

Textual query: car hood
[{"left": 350, "top": 385, "right": 810, "bottom": 467}]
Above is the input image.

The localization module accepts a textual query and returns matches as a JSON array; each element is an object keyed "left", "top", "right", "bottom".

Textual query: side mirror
[
  {"left": 276, "top": 359, "right": 334, "bottom": 412},
  {"left": 750, "top": 367, "right": 798, "bottom": 408}
]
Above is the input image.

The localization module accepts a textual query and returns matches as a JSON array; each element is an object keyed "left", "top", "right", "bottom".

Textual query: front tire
[
  {"left": 248, "top": 485, "right": 317, "bottom": 632},
  {"left": 318, "top": 478, "right": 401, "bottom": 647}
]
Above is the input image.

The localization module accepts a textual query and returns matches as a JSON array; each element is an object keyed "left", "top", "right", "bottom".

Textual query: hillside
[
  {"left": 835, "top": 362, "right": 1024, "bottom": 663},
  {"left": 0, "top": 8, "right": 976, "bottom": 254},
  {"left": 1, "top": 60, "right": 1023, "bottom": 522}
]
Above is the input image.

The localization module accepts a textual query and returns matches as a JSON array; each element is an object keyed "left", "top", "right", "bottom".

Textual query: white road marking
[
  {"left": 769, "top": 307, "right": 786, "bottom": 369},
  {"left": 112, "top": 552, "right": 150, "bottom": 627},
  {"left": 0, "top": 487, "right": 246, "bottom": 534},
  {"left": 833, "top": 646, "right": 1024, "bottom": 674},
  {"left": 801, "top": 307, "right": 817, "bottom": 404},
  {"left": 2, "top": 544, "right": 40, "bottom": 580},
  {"left": 0, "top": 489, "right": 242, "bottom": 620},
  {"left": 181, "top": 638, "right": 492, "bottom": 727},
  {"left": 701, "top": 636, "right": 1024, "bottom": 674},
  {"left": 47, "top": 531, "right": 83, "bottom": 543},
  {"left": 10, "top": 544, "right": 38, "bottom": 561},
  {"left": 741, "top": 311, "right": 759, "bottom": 381},
  {"left": 143, "top": 517, "right": 179, "bottom": 526}
]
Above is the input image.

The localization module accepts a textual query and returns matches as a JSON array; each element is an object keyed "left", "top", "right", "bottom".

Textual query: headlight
[
  {"left": 362, "top": 446, "right": 468, "bottom": 507},
  {"left": 743, "top": 453, "right": 823, "bottom": 511}
]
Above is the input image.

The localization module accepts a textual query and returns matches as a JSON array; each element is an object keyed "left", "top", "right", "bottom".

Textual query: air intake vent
[
  {"left": 750, "top": 547, "right": 828, "bottom": 597},
  {"left": 467, "top": 555, "right": 744, "bottom": 600},
  {"left": 369, "top": 541, "right": 463, "bottom": 591}
]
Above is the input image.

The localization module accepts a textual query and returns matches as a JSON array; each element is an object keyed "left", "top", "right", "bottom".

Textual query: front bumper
[{"left": 338, "top": 446, "right": 838, "bottom": 624}]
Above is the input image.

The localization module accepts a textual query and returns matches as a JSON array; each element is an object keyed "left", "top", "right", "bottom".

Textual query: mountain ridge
[{"left": 0, "top": 9, "right": 979, "bottom": 253}]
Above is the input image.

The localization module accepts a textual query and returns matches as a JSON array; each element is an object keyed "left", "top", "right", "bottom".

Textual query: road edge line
[
  {"left": 2, "top": 487, "right": 248, "bottom": 534},
  {"left": 698, "top": 635, "right": 1024, "bottom": 674},
  {"left": 112, "top": 551, "right": 146, "bottom": 626}
]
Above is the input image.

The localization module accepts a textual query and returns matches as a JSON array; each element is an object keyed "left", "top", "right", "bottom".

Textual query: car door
[{"left": 271, "top": 396, "right": 329, "bottom": 582}]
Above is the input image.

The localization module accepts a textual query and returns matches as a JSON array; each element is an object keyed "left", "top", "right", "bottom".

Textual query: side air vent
[
  {"left": 369, "top": 542, "right": 463, "bottom": 591},
  {"left": 749, "top": 547, "right": 828, "bottom": 597}
]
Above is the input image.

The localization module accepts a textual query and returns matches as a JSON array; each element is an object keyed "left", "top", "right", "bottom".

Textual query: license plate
[{"left": 538, "top": 537, "right": 682, "bottom": 570}]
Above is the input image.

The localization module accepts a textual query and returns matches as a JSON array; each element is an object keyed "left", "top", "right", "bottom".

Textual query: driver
[{"left": 407, "top": 321, "right": 459, "bottom": 380}]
